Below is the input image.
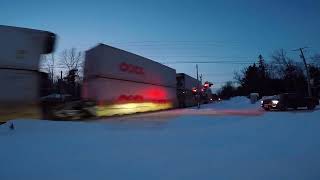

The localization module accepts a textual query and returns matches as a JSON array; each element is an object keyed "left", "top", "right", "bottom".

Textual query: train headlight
[
  {"left": 272, "top": 100, "right": 279, "bottom": 104},
  {"left": 260, "top": 100, "right": 264, "bottom": 105}
]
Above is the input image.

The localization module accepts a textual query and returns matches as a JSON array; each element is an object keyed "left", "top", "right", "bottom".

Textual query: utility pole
[
  {"left": 293, "top": 47, "right": 312, "bottom": 97},
  {"left": 60, "top": 71, "right": 63, "bottom": 94},
  {"left": 51, "top": 70, "right": 54, "bottom": 85},
  {"left": 196, "top": 64, "right": 200, "bottom": 109},
  {"left": 196, "top": 64, "right": 199, "bottom": 81}
]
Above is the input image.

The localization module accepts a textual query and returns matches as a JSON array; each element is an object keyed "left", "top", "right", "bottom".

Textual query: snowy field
[{"left": 1, "top": 97, "right": 320, "bottom": 180}]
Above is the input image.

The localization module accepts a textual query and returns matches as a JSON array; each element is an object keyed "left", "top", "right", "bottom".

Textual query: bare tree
[
  {"left": 40, "top": 54, "right": 56, "bottom": 82},
  {"left": 271, "top": 49, "right": 289, "bottom": 65},
  {"left": 59, "top": 48, "right": 84, "bottom": 72},
  {"left": 234, "top": 70, "right": 245, "bottom": 85},
  {"left": 270, "top": 49, "right": 296, "bottom": 79},
  {"left": 311, "top": 53, "right": 320, "bottom": 66}
]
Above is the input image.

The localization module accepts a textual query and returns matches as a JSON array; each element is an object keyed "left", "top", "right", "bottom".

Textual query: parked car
[
  {"left": 261, "top": 93, "right": 319, "bottom": 111},
  {"left": 41, "top": 93, "right": 72, "bottom": 104}
]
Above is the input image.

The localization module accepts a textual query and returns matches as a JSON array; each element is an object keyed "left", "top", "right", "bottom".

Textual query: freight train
[
  {"left": 177, "top": 73, "right": 213, "bottom": 107},
  {"left": 82, "top": 44, "right": 213, "bottom": 117},
  {"left": 0, "top": 26, "right": 213, "bottom": 121}
]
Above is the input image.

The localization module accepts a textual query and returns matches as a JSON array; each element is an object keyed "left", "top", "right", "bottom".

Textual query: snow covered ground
[{"left": 1, "top": 97, "right": 320, "bottom": 180}]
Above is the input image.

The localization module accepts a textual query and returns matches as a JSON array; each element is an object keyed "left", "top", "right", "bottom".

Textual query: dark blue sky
[{"left": 1, "top": 0, "right": 320, "bottom": 89}]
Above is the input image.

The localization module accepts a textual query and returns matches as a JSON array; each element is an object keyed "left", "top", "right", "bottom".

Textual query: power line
[
  {"left": 108, "top": 40, "right": 241, "bottom": 45},
  {"left": 147, "top": 55, "right": 254, "bottom": 59},
  {"left": 107, "top": 41, "right": 243, "bottom": 50},
  {"left": 212, "top": 81, "right": 238, "bottom": 84},
  {"left": 161, "top": 61, "right": 254, "bottom": 65},
  {"left": 112, "top": 43, "right": 234, "bottom": 47}
]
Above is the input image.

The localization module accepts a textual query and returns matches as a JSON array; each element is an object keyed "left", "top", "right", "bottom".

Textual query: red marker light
[{"left": 192, "top": 87, "right": 197, "bottom": 93}]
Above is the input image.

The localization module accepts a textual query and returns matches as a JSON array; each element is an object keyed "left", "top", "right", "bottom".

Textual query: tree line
[
  {"left": 40, "top": 48, "right": 84, "bottom": 99},
  {"left": 41, "top": 48, "right": 84, "bottom": 80},
  {"left": 41, "top": 47, "right": 320, "bottom": 100},
  {"left": 218, "top": 49, "right": 320, "bottom": 99}
]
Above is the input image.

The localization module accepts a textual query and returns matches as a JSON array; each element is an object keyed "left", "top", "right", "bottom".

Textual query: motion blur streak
[
  {"left": 96, "top": 102, "right": 173, "bottom": 117},
  {"left": 117, "top": 108, "right": 265, "bottom": 120}
]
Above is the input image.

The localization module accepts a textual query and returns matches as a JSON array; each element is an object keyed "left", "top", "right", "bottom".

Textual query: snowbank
[
  {"left": 199, "top": 96, "right": 259, "bottom": 110},
  {"left": 1, "top": 98, "right": 320, "bottom": 180}
]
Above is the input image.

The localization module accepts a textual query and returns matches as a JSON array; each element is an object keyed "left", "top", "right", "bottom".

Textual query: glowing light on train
[{"left": 97, "top": 102, "right": 173, "bottom": 117}]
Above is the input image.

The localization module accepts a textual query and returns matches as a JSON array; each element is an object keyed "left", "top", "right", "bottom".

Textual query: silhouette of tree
[
  {"left": 41, "top": 54, "right": 56, "bottom": 82},
  {"left": 59, "top": 48, "right": 83, "bottom": 72},
  {"left": 230, "top": 49, "right": 320, "bottom": 98},
  {"left": 218, "top": 81, "right": 238, "bottom": 99}
]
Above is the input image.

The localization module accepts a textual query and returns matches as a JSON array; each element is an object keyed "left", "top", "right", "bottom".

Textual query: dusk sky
[{"left": 1, "top": 0, "right": 320, "bottom": 89}]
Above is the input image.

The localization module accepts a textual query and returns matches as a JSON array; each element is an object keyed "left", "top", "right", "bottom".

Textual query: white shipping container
[
  {"left": 0, "top": 69, "right": 39, "bottom": 103},
  {"left": 177, "top": 73, "right": 200, "bottom": 90},
  {"left": 84, "top": 44, "right": 176, "bottom": 87},
  {"left": 83, "top": 78, "right": 177, "bottom": 103},
  {"left": 176, "top": 73, "right": 200, "bottom": 107},
  {"left": 0, "top": 25, "right": 55, "bottom": 70},
  {"left": 0, "top": 69, "right": 41, "bottom": 122},
  {"left": 83, "top": 44, "right": 178, "bottom": 116}
]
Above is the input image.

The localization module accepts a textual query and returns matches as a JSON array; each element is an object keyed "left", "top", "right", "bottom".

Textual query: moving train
[
  {"left": 82, "top": 44, "right": 213, "bottom": 117},
  {"left": 0, "top": 25, "right": 213, "bottom": 122}
]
